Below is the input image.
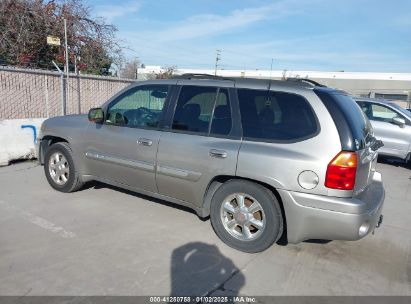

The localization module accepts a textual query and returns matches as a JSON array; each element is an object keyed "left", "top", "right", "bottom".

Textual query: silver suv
[{"left": 37, "top": 75, "right": 385, "bottom": 253}]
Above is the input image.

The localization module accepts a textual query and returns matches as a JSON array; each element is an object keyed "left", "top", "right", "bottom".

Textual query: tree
[
  {"left": 0, "top": 0, "right": 124, "bottom": 75},
  {"left": 155, "top": 66, "right": 177, "bottom": 79},
  {"left": 118, "top": 58, "right": 140, "bottom": 79},
  {"left": 144, "top": 66, "right": 177, "bottom": 80}
]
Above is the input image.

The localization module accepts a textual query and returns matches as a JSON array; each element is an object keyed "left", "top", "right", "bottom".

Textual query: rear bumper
[{"left": 279, "top": 172, "right": 385, "bottom": 244}]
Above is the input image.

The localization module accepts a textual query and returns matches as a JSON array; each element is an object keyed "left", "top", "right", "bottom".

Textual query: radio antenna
[
  {"left": 268, "top": 58, "right": 274, "bottom": 90},
  {"left": 266, "top": 58, "right": 274, "bottom": 103}
]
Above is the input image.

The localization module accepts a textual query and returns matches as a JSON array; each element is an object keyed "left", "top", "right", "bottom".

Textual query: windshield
[{"left": 388, "top": 102, "right": 411, "bottom": 119}]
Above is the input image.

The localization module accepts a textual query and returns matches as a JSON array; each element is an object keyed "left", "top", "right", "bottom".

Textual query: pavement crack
[
  {"left": 384, "top": 224, "right": 411, "bottom": 233},
  {"left": 201, "top": 252, "right": 261, "bottom": 300},
  {"left": 21, "top": 288, "right": 32, "bottom": 297},
  {"left": 0, "top": 163, "right": 39, "bottom": 174},
  {"left": 201, "top": 268, "right": 241, "bottom": 298}
]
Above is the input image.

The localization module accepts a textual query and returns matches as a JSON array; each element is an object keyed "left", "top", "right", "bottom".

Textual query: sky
[{"left": 87, "top": 0, "right": 411, "bottom": 72}]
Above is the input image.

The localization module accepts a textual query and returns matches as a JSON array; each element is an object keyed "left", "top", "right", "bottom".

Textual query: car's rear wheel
[
  {"left": 44, "top": 142, "right": 84, "bottom": 193},
  {"left": 210, "top": 180, "right": 283, "bottom": 253}
]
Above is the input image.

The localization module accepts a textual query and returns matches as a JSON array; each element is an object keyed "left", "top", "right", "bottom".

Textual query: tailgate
[{"left": 314, "top": 89, "right": 382, "bottom": 194}]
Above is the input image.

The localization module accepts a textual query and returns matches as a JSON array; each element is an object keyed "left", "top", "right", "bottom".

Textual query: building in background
[{"left": 139, "top": 66, "right": 411, "bottom": 108}]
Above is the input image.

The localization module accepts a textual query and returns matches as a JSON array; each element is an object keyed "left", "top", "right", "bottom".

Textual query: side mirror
[
  {"left": 88, "top": 108, "right": 104, "bottom": 124},
  {"left": 392, "top": 117, "right": 406, "bottom": 128}
]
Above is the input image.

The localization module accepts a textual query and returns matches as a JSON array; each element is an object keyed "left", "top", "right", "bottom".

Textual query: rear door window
[
  {"left": 316, "top": 90, "right": 372, "bottom": 150},
  {"left": 210, "top": 88, "right": 232, "bottom": 136},
  {"left": 356, "top": 101, "right": 373, "bottom": 120},
  {"left": 237, "top": 89, "right": 318, "bottom": 141},
  {"left": 172, "top": 86, "right": 232, "bottom": 136}
]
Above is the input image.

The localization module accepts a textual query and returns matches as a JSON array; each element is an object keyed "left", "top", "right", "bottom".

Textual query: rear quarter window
[
  {"left": 237, "top": 89, "right": 319, "bottom": 142},
  {"left": 315, "top": 89, "right": 372, "bottom": 150}
]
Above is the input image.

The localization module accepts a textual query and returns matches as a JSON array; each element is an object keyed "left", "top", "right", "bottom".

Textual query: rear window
[
  {"left": 237, "top": 89, "right": 318, "bottom": 142},
  {"left": 172, "top": 86, "right": 232, "bottom": 136},
  {"left": 315, "top": 89, "right": 372, "bottom": 150}
]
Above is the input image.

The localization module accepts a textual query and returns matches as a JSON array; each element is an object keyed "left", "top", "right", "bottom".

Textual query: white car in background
[{"left": 355, "top": 97, "right": 411, "bottom": 163}]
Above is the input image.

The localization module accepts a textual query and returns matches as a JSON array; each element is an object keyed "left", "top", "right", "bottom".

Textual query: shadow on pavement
[
  {"left": 378, "top": 156, "right": 410, "bottom": 169},
  {"left": 170, "top": 242, "right": 245, "bottom": 297},
  {"left": 304, "top": 239, "right": 332, "bottom": 244}
]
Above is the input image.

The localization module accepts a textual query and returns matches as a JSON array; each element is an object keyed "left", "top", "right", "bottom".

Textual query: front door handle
[
  {"left": 209, "top": 149, "right": 228, "bottom": 159},
  {"left": 137, "top": 138, "right": 153, "bottom": 146}
]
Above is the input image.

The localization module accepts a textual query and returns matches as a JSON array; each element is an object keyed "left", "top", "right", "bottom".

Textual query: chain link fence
[
  {"left": 0, "top": 66, "right": 135, "bottom": 119},
  {"left": 2, "top": 66, "right": 410, "bottom": 120}
]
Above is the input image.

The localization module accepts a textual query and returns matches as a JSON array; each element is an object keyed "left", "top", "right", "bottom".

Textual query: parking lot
[{"left": 0, "top": 159, "right": 410, "bottom": 296}]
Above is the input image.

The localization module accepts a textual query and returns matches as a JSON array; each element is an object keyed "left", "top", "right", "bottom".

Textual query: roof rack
[
  {"left": 286, "top": 78, "right": 327, "bottom": 87},
  {"left": 173, "top": 74, "right": 328, "bottom": 88},
  {"left": 173, "top": 73, "right": 232, "bottom": 81}
]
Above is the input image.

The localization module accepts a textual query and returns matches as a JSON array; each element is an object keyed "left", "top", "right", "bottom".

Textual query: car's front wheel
[
  {"left": 44, "top": 142, "right": 84, "bottom": 193},
  {"left": 210, "top": 180, "right": 283, "bottom": 253}
]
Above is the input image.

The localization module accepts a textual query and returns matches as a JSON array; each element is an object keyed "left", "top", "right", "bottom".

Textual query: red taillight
[{"left": 325, "top": 151, "right": 357, "bottom": 190}]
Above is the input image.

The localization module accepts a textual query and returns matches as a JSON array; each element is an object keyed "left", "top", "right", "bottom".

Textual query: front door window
[{"left": 106, "top": 85, "right": 169, "bottom": 128}]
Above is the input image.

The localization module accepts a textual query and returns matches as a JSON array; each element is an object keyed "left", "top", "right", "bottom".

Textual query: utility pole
[
  {"left": 214, "top": 49, "right": 221, "bottom": 76},
  {"left": 74, "top": 55, "right": 78, "bottom": 75},
  {"left": 52, "top": 61, "right": 66, "bottom": 116},
  {"left": 64, "top": 19, "right": 69, "bottom": 114},
  {"left": 406, "top": 91, "right": 411, "bottom": 109},
  {"left": 75, "top": 55, "right": 81, "bottom": 114}
]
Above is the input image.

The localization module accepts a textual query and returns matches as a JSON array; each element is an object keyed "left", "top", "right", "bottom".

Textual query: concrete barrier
[{"left": 0, "top": 119, "right": 46, "bottom": 166}]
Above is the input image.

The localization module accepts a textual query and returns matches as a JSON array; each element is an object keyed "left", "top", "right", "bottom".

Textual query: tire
[
  {"left": 210, "top": 180, "right": 283, "bottom": 253},
  {"left": 44, "top": 142, "right": 84, "bottom": 193}
]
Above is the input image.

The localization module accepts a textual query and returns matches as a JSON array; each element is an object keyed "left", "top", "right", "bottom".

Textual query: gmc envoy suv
[{"left": 37, "top": 75, "right": 385, "bottom": 253}]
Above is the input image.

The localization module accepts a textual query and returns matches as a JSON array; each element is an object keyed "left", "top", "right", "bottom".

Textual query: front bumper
[
  {"left": 279, "top": 172, "right": 385, "bottom": 244},
  {"left": 35, "top": 139, "right": 48, "bottom": 165},
  {"left": 35, "top": 139, "right": 41, "bottom": 162}
]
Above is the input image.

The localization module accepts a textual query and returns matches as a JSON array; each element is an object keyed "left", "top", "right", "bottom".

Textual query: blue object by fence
[{"left": 21, "top": 125, "right": 37, "bottom": 144}]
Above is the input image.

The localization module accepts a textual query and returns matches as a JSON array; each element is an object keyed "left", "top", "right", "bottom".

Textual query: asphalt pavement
[{"left": 0, "top": 159, "right": 410, "bottom": 296}]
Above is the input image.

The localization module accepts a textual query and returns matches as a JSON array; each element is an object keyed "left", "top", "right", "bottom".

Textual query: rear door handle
[
  {"left": 209, "top": 149, "right": 228, "bottom": 159},
  {"left": 137, "top": 138, "right": 153, "bottom": 146}
]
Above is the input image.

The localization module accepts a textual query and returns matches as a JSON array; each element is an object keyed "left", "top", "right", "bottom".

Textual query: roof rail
[
  {"left": 173, "top": 73, "right": 232, "bottom": 81},
  {"left": 286, "top": 77, "right": 327, "bottom": 87}
]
